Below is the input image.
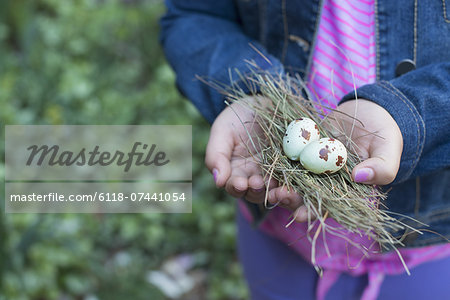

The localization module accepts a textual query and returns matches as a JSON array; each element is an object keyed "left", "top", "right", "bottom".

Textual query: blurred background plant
[{"left": 0, "top": 0, "right": 247, "bottom": 299}]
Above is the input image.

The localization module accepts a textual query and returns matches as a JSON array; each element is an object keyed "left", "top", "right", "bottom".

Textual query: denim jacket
[{"left": 160, "top": 0, "right": 450, "bottom": 247}]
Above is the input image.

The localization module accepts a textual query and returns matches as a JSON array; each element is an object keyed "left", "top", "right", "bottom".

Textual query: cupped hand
[
  {"left": 333, "top": 99, "right": 403, "bottom": 185},
  {"left": 205, "top": 96, "right": 276, "bottom": 203},
  {"left": 267, "top": 99, "right": 404, "bottom": 222}
]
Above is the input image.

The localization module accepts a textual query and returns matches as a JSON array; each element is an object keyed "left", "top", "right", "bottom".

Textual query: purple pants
[{"left": 237, "top": 209, "right": 450, "bottom": 300}]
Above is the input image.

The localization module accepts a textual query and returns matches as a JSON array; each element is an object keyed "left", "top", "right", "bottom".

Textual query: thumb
[
  {"left": 205, "top": 121, "right": 233, "bottom": 188},
  {"left": 352, "top": 140, "right": 402, "bottom": 185}
]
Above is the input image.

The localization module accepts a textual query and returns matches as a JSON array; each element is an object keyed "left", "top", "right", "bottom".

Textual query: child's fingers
[
  {"left": 248, "top": 174, "right": 265, "bottom": 191},
  {"left": 226, "top": 174, "right": 270, "bottom": 203},
  {"left": 244, "top": 174, "right": 265, "bottom": 203},
  {"left": 268, "top": 186, "right": 303, "bottom": 210},
  {"left": 267, "top": 177, "right": 279, "bottom": 190},
  {"left": 353, "top": 131, "right": 402, "bottom": 185},
  {"left": 294, "top": 205, "right": 309, "bottom": 223},
  {"left": 266, "top": 188, "right": 313, "bottom": 223},
  {"left": 205, "top": 125, "right": 234, "bottom": 188},
  {"left": 335, "top": 99, "right": 403, "bottom": 186},
  {"left": 245, "top": 189, "right": 264, "bottom": 203},
  {"left": 225, "top": 175, "right": 248, "bottom": 198}
]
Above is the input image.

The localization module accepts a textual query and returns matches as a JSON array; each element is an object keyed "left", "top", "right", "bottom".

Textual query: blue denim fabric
[{"left": 160, "top": 0, "right": 450, "bottom": 247}]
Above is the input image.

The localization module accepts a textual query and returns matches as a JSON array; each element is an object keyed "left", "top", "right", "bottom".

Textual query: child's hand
[
  {"left": 205, "top": 96, "right": 276, "bottom": 203},
  {"left": 333, "top": 99, "right": 403, "bottom": 185},
  {"left": 206, "top": 97, "right": 403, "bottom": 222},
  {"left": 268, "top": 99, "right": 403, "bottom": 222}
]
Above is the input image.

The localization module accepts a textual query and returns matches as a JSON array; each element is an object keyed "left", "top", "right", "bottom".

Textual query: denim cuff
[{"left": 341, "top": 81, "right": 425, "bottom": 184}]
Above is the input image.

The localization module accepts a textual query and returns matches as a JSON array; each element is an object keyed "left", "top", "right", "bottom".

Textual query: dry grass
[{"left": 211, "top": 68, "right": 425, "bottom": 272}]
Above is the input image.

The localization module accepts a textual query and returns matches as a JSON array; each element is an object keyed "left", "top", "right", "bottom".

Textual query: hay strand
[{"left": 220, "top": 69, "right": 424, "bottom": 262}]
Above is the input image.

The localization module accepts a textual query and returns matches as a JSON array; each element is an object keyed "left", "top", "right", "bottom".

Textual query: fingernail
[
  {"left": 212, "top": 168, "right": 218, "bottom": 183},
  {"left": 354, "top": 168, "right": 374, "bottom": 183}
]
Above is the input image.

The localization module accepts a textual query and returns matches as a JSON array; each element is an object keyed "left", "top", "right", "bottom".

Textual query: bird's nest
[{"left": 208, "top": 67, "right": 427, "bottom": 273}]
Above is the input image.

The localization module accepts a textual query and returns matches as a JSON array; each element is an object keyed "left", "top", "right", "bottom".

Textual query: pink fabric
[
  {"left": 241, "top": 0, "right": 450, "bottom": 299},
  {"left": 307, "top": 0, "right": 376, "bottom": 106},
  {"left": 240, "top": 202, "right": 450, "bottom": 300}
]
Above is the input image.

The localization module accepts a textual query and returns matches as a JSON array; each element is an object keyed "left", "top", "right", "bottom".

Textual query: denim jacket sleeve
[
  {"left": 159, "top": 0, "right": 284, "bottom": 124},
  {"left": 341, "top": 63, "right": 450, "bottom": 184}
]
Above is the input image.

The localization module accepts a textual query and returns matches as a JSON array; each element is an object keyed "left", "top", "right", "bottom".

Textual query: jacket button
[{"left": 395, "top": 59, "right": 416, "bottom": 77}]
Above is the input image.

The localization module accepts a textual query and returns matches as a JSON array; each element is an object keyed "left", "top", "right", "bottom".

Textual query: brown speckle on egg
[
  {"left": 301, "top": 129, "right": 311, "bottom": 141},
  {"left": 319, "top": 147, "right": 330, "bottom": 161},
  {"left": 336, "top": 155, "right": 344, "bottom": 166}
]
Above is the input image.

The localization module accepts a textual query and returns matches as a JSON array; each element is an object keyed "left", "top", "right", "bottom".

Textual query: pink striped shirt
[
  {"left": 307, "top": 0, "right": 376, "bottom": 107},
  {"left": 241, "top": 0, "right": 450, "bottom": 299}
]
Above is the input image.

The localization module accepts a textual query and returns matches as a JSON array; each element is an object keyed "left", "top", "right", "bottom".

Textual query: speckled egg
[
  {"left": 283, "top": 118, "right": 321, "bottom": 161},
  {"left": 299, "top": 138, "right": 348, "bottom": 174}
]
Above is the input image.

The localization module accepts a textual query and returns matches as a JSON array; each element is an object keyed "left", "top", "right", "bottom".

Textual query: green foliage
[{"left": 0, "top": 1, "right": 248, "bottom": 299}]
